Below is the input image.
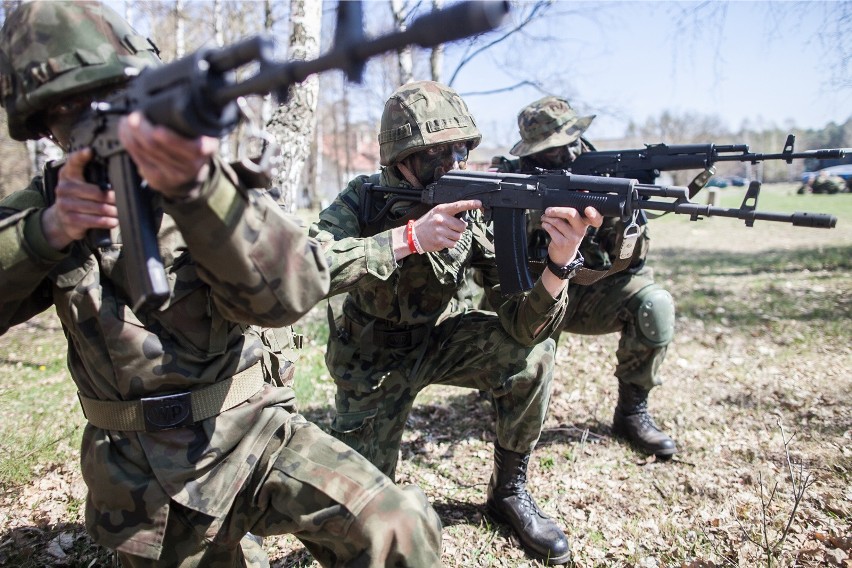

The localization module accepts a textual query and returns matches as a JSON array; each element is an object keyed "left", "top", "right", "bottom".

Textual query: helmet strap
[{"left": 397, "top": 160, "right": 424, "bottom": 189}]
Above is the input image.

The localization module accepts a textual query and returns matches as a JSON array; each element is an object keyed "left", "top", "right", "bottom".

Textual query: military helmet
[
  {"left": 0, "top": 1, "right": 161, "bottom": 141},
  {"left": 510, "top": 95, "right": 595, "bottom": 157},
  {"left": 378, "top": 80, "right": 481, "bottom": 166}
]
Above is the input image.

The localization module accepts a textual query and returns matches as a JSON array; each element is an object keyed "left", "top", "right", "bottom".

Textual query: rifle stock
[
  {"left": 362, "top": 170, "right": 837, "bottom": 295},
  {"left": 68, "top": 0, "right": 509, "bottom": 311}
]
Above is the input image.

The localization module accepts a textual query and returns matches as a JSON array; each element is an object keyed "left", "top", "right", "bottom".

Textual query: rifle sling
[
  {"left": 361, "top": 201, "right": 431, "bottom": 237},
  {"left": 571, "top": 258, "right": 633, "bottom": 285}
]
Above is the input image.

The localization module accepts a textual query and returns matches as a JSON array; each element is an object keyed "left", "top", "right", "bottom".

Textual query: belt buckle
[
  {"left": 142, "top": 392, "right": 193, "bottom": 431},
  {"left": 385, "top": 331, "right": 411, "bottom": 349}
]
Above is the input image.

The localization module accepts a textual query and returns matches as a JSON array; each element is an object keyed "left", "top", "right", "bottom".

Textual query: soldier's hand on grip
[
  {"left": 414, "top": 200, "right": 482, "bottom": 252},
  {"left": 119, "top": 112, "right": 220, "bottom": 201},
  {"left": 42, "top": 147, "right": 119, "bottom": 250},
  {"left": 541, "top": 205, "right": 602, "bottom": 266}
]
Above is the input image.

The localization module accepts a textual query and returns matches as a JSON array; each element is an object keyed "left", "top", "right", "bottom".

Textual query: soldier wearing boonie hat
[
  {"left": 510, "top": 96, "right": 596, "bottom": 158},
  {"left": 486, "top": 95, "right": 679, "bottom": 460}
]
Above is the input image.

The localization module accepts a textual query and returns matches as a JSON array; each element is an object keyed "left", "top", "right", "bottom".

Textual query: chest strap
[{"left": 77, "top": 365, "right": 265, "bottom": 432}]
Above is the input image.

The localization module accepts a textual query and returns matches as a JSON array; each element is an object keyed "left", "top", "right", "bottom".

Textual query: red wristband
[{"left": 406, "top": 220, "right": 418, "bottom": 254}]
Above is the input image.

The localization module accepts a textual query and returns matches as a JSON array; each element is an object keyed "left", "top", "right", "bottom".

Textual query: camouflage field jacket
[
  {"left": 0, "top": 157, "right": 329, "bottom": 559},
  {"left": 309, "top": 168, "right": 568, "bottom": 347}
]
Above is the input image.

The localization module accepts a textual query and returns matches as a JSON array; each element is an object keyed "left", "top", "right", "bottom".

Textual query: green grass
[{"left": 0, "top": 316, "right": 83, "bottom": 487}]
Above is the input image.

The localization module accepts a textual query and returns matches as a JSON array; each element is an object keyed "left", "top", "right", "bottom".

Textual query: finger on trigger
[
  {"left": 445, "top": 199, "right": 481, "bottom": 216},
  {"left": 583, "top": 206, "right": 603, "bottom": 227},
  {"left": 60, "top": 148, "right": 92, "bottom": 179}
]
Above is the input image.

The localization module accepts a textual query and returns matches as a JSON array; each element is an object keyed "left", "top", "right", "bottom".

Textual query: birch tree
[
  {"left": 429, "top": 0, "right": 443, "bottom": 82},
  {"left": 266, "top": 0, "right": 322, "bottom": 211},
  {"left": 389, "top": 0, "right": 414, "bottom": 85}
]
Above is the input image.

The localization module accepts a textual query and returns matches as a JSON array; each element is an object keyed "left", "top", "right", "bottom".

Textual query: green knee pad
[{"left": 628, "top": 285, "right": 675, "bottom": 348}]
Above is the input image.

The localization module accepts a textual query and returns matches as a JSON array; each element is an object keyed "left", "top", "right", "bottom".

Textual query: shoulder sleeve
[
  {"left": 0, "top": 181, "right": 59, "bottom": 334},
  {"left": 308, "top": 174, "right": 400, "bottom": 297},
  {"left": 163, "top": 157, "right": 330, "bottom": 327}
]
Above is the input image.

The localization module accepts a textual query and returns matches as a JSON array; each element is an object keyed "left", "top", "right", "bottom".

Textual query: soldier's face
[
  {"left": 528, "top": 140, "right": 583, "bottom": 170},
  {"left": 408, "top": 142, "right": 470, "bottom": 184},
  {"left": 43, "top": 94, "right": 94, "bottom": 150},
  {"left": 43, "top": 85, "right": 124, "bottom": 151}
]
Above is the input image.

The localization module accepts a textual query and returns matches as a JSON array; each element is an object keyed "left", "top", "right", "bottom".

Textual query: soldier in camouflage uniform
[
  {"left": 809, "top": 172, "right": 848, "bottom": 194},
  {"left": 0, "top": 3, "right": 442, "bottom": 566},
  {"left": 487, "top": 96, "right": 678, "bottom": 458},
  {"left": 309, "top": 81, "right": 602, "bottom": 566}
]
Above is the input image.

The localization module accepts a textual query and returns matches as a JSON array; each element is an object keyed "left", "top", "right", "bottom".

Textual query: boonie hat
[{"left": 510, "top": 95, "right": 595, "bottom": 157}]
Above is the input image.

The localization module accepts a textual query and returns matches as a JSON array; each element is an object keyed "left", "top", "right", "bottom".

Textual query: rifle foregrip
[
  {"left": 547, "top": 191, "right": 628, "bottom": 220},
  {"left": 791, "top": 212, "right": 837, "bottom": 228},
  {"left": 492, "top": 207, "right": 535, "bottom": 295}
]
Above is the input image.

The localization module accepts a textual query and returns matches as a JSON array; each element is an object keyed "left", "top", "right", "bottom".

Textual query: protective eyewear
[{"left": 424, "top": 141, "right": 470, "bottom": 162}]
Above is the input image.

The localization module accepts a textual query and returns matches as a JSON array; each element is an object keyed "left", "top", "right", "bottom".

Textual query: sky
[
  {"left": 440, "top": 0, "right": 852, "bottom": 149},
  {"left": 101, "top": 0, "right": 850, "bottom": 153}
]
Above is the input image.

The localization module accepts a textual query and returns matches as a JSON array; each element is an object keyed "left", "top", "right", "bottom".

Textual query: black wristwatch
[{"left": 546, "top": 252, "right": 584, "bottom": 280}]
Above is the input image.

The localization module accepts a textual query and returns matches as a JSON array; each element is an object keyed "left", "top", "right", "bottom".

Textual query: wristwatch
[{"left": 546, "top": 252, "right": 585, "bottom": 280}]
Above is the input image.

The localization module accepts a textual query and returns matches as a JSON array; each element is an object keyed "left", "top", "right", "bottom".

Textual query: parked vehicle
[{"left": 706, "top": 177, "right": 729, "bottom": 188}]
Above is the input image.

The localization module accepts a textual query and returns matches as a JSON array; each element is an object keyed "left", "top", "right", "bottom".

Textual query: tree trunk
[
  {"left": 390, "top": 0, "right": 413, "bottom": 85},
  {"left": 266, "top": 0, "right": 322, "bottom": 212},
  {"left": 174, "top": 0, "right": 185, "bottom": 58},
  {"left": 430, "top": 0, "right": 444, "bottom": 82}
]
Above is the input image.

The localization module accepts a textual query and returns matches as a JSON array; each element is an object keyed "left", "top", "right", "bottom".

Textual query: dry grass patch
[{"left": 1, "top": 185, "right": 850, "bottom": 566}]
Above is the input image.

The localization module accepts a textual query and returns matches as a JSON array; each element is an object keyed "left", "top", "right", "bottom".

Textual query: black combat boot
[
  {"left": 486, "top": 444, "right": 572, "bottom": 565},
  {"left": 612, "top": 380, "right": 677, "bottom": 458}
]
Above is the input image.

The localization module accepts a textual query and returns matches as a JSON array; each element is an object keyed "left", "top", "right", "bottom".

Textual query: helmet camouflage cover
[
  {"left": 378, "top": 80, "right": 481, "bottom": 166},
  {"left": 510, "top": 95, "right": 595, "bottom": 157},
  {"left": 0, "top": 0, "right": 161, "bottom": 141}
]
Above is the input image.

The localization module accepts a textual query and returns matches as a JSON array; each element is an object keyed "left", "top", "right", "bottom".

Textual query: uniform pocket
[
  {"left": 330, "top": 408, "right": 378, "bottom": 465},
  {"left": 144, "top": 261, "right": 231, "bottom": 356}
]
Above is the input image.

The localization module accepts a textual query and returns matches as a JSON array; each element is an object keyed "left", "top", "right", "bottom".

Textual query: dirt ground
[{"left": 1, "top": 194, "right": 850, "bottom": 567}]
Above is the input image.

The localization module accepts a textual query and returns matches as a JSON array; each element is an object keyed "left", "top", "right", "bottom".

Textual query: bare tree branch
[
  {"left": 447, "top": 0, "right": 550, "bottom": 87},
  {"left": 459, "top": 80, "right": 548, "bottom": 98}
]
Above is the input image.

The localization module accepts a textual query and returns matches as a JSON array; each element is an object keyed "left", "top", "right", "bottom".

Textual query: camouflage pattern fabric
[
  {"left": 810, "top": 173, "right": 848, "bottom": 194},
  {"left": 509, "top": 96, "right": 596, "bottom": 158},
  {"left": 378, "top": 80, "right": 481, "bottom": 166},
  {"left": 0, "top": 158, "right": 442, "bottom": 565},
  {"left": 485, "top": 156, "right": 672, "bottom": 391},
  {"left": 116, "top": 414, "right": 443, "bottom": 567},
  {"left": 0, "top": 1, "right": 161, "bottom": 141},
  {"left": 308, "top": 167, "right": 567, "bottom": 479}
]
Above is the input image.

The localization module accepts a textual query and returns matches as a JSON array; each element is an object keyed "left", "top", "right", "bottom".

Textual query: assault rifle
[
  {"left": 361, "top": 170, "right": 837, "bottom": 295},
  {"left": 68, "top": 1, "right": 509, "bottom": 311},
  {"left": 568, "top": 134, "right": 848, "bottom": 194}
]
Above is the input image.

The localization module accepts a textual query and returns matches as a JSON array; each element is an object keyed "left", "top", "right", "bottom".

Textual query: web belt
[{"left": 77, "top": 365, "right": 265, "bottom": 432}]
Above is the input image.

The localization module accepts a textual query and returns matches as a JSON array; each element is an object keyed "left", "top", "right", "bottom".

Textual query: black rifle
[
  {"left": 361, "top": 170, "right": 837, "bottom": 295},
  {"left": 567, "top": 134, "right": 847, "bottom": 193},
  {"left": 68, "top": 0, "right": 509, "bottom": 312}
]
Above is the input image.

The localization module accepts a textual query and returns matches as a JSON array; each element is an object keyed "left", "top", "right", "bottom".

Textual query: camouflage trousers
[
  {"left": 559, "top": 267, "right": 671, "bottom": 391},
  {"left": 118, "top": 415, "right": 443, "bottom": 568},
  {"left": 327, "top": 308, "right": 556, "bottom": 479}
]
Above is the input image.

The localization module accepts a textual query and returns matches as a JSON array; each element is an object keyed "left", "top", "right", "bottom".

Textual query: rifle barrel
[
  {"left": 713, "top": 149, "right": 847, "bottom": 164},
  {"left": 640, "top": 200, "right": 837, "bottom": 228},
  {"left": 213, "top": 1, "right": 508, "bottom": 106}
]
